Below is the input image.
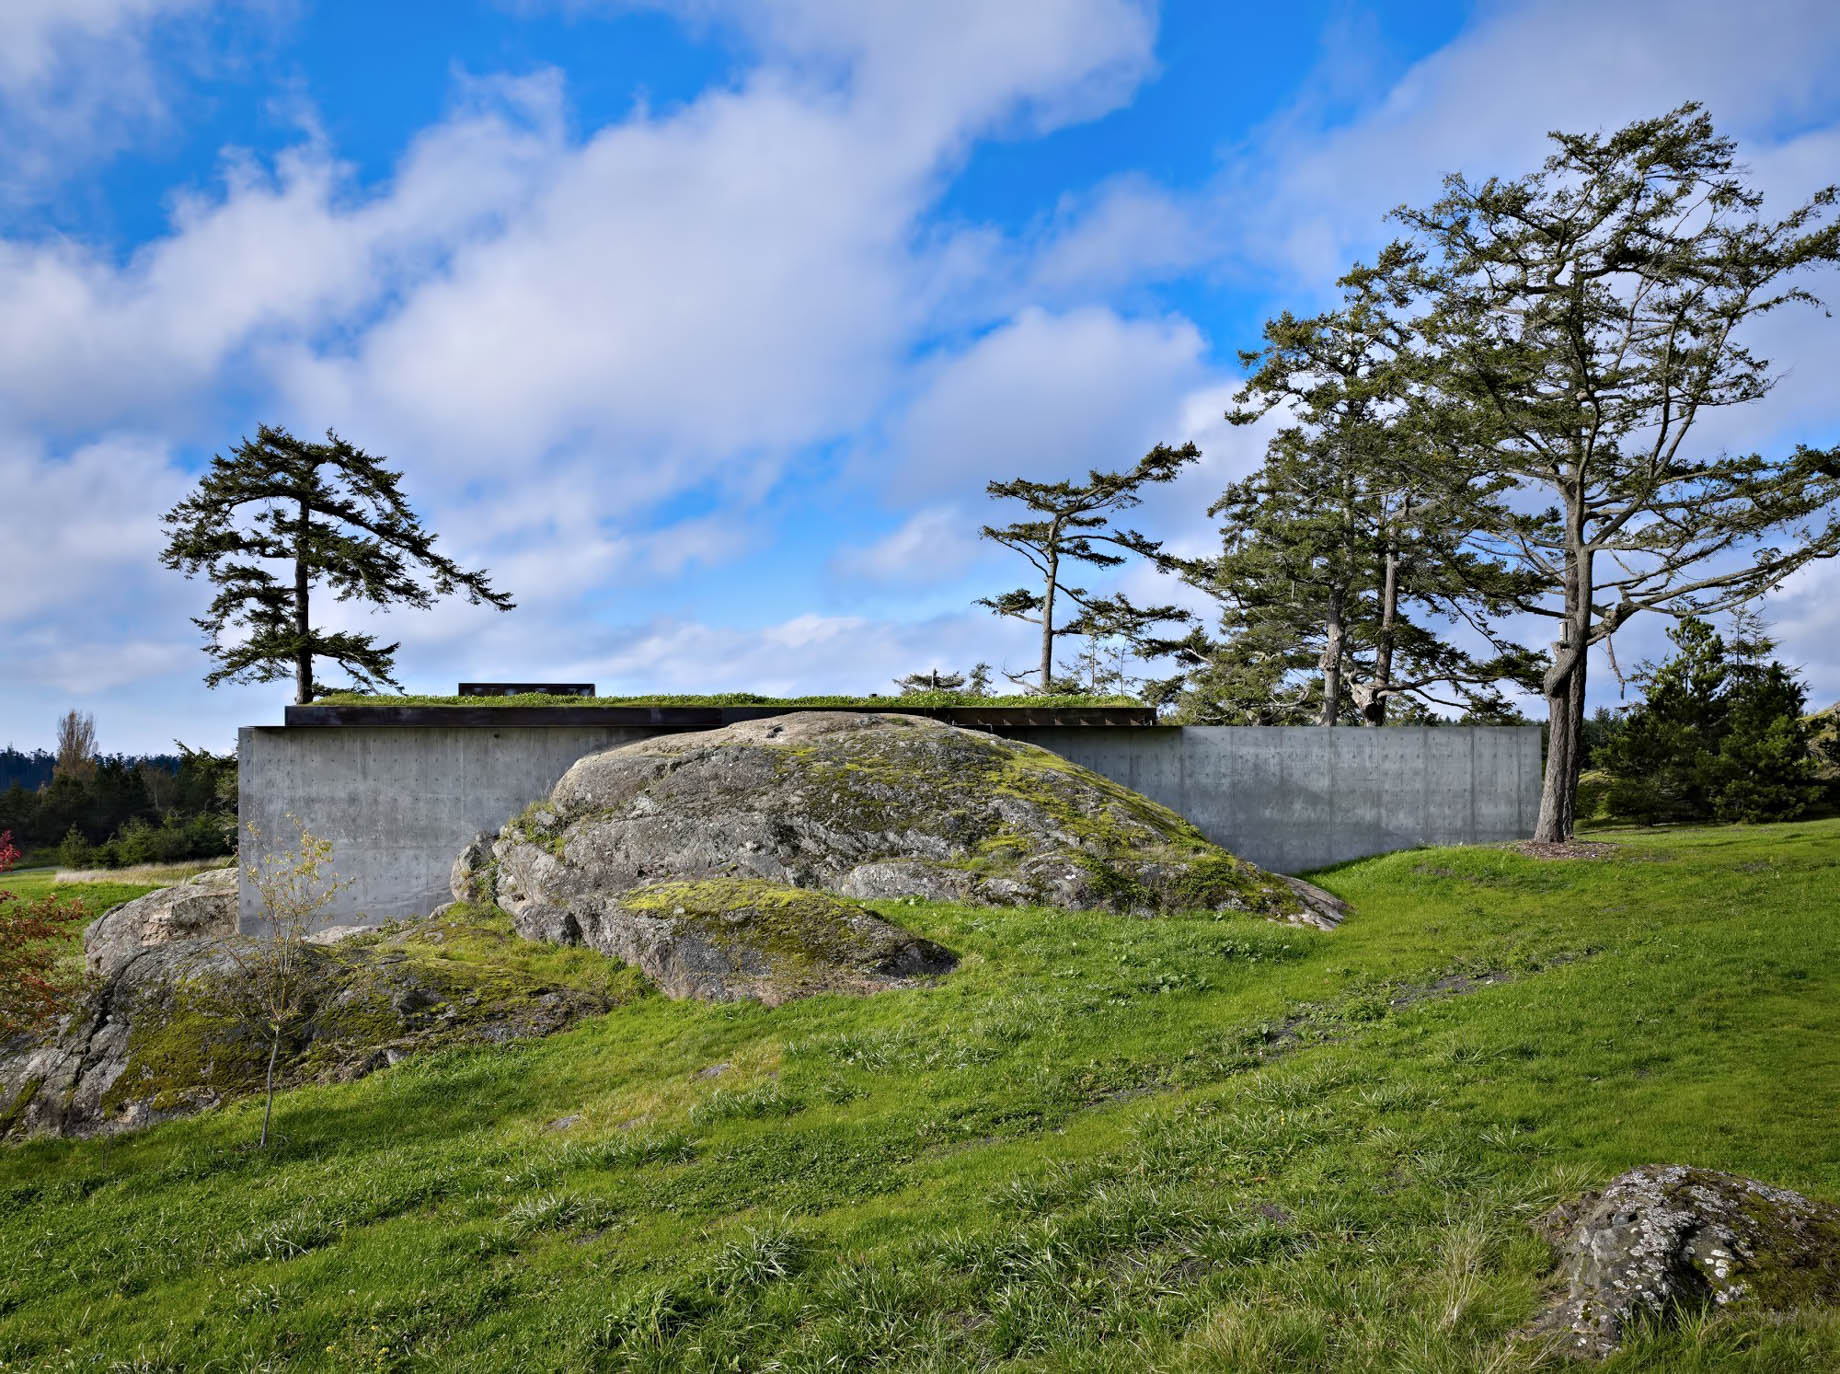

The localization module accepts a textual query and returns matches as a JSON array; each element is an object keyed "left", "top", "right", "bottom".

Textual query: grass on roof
[{"left": 310, "top": 691, "right": 1143, "bottom": 709}]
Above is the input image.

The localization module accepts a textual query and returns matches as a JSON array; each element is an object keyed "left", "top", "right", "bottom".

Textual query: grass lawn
[
  {"left": 3, "top": 820, "right": 1838, "bottom": 1370},
  {"left": 0, "top": 869, "right": 161, "bottom": 918}
]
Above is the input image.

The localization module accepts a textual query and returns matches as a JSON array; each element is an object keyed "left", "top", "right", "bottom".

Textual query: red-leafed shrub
[{"left": 0, "top": 830, "right": 91, "bottom": 1036}]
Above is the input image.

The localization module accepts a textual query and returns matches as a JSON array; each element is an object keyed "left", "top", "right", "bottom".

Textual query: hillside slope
[{"left": 3, "top": 821, "right": 1839, "bottom": 1370}]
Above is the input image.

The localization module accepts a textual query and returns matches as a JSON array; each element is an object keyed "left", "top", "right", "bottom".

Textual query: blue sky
[{"left": 4, "top": 0, "right": 1840, "bottom": 753}]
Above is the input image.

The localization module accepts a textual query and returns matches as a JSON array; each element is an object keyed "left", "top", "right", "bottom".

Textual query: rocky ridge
[
  {"left": 82, "top": 866, "right": 238, "bottom": 980},
  {"left": 1, "top": 909, "right": 623, "bottom": 1140}
]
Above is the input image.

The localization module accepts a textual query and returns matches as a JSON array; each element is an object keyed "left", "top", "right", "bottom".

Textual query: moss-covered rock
[
  {"left": 0, "top": 906, "right": 638, "bottom": 1140},
  {"left": 1528, "top": 1164, "right": 1840, "bottom": 1358},
  {"left": 484, "top": 712, "right": 1338, "bottom": 935},
  {"left": 585, "top": 878, "right": 955, "bottom": 1005}
]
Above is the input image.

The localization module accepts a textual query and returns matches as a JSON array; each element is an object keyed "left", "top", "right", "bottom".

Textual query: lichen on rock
[
  {"left": 1527, "top": 1164, "right": 1840, "bottom": 1358},
  {"left": 481, "top": 711, "right": 1339, "bottom": 932}
]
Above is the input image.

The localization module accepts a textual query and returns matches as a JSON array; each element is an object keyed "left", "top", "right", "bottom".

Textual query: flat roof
[{"left": 281, "top": 703, "right": 1158, "bottom": 728}]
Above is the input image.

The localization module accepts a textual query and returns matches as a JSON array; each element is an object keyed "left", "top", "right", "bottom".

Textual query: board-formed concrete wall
[{"left": 237, "top": 722, "right": 1543, "bottom": 931}]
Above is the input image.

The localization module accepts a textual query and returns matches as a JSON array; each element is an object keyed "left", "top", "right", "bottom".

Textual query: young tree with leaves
[
  {"left": 232, "top": 819, "right": 350, "bottom": 1148},
  {"left": 1395, "top": 105, "right": 1840, "bottom": 840},
  {"left": 977, "top": 444, "right": 1199, "bottom": 694},
  {"left": 162, "top": 425, "right": 515, "bottom": 704}
]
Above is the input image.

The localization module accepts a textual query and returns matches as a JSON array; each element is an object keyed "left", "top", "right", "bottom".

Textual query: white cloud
[
  {"left": 0, "top": 433, "right": 195, "bottom": 629},
  {"left": 1224, "top": 0, "right": 1840, "bottom": 288},
  {"left": 0, "top": 0, "right": 231, "bottom": 198},
  {"left": 591, "top": 607, "right": 1039, "bottom": 697},
  {"left": 832, "top": 506, "right": 982, "bottom": 585},
  {"left": 0, "top": 72, "right": 566, "bottom": 438},
  {"left": 1027, "top": 175, "right": 1211, "bottom": 298},
  {"left": 879, "top": 306, "right": 1207, "bottom": 501}
]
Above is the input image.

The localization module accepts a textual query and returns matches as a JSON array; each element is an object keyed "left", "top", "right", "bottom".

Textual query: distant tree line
[{"left": 0, "top": 721, "right": 235, "bottom": 867}]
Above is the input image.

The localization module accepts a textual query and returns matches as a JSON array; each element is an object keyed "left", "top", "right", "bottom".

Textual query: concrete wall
[
  {"left": 238, "top": 725, "right": 667, "bottom": 931},
  {"left": 1001, "top": 725, "right": 1542, "bottom": 876},
  {"left": 238, "top": 722, "right": 1543, "bottom": 931}
]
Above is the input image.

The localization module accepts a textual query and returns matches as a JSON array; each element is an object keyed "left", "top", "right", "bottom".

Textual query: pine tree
[
  {"left": 1176, "top": 252, "right": 1536, "bottom": 726},
  {"left": 1599, "top": 616, "right": 1821, "bottom": 824},
  {"left": 1394, "top": 105, "right": 1840, "bottom": 840},
  {"left": 161, "top": 426, "right": 515, "bottom": 704},
  {"left": 977, "top": 444, "right": 1198, "bottom": 694}
]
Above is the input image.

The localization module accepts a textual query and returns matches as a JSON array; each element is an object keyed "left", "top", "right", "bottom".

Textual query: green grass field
[{"left": 3, "top": 821, "right": 1838, "bottom": 1371}]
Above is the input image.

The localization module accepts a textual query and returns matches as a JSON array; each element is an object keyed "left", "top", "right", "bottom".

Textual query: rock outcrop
[
  {"left": 2, "top": 910, "right": 615, "bottom": 1140},
  {"left": 551, "top": 877, "right": 957, "bottom": 1005},
  {"left": 1529, "top": 1164, "right": 1840, "bottom": 1358},
  {"left": 82, "top": 866, "right": 237, "bottom": 979},
  {"left": 466, "top": 711, "right": 1339, "bottom": 933}
]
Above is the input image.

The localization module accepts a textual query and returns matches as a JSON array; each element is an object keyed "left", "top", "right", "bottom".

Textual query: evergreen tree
[
  {"left": 976, "top": 445, "right": 1198, "bottom": 694},
  {"left": 162, "top": 425, "right": 515, "bottom": 704},
  {"left": 1175, "top": 252, "right": 1536, "bottom": 726},
  {"left": 1393, "top": 105, "right": 1840, "bottom": 839},
  {"left": 1599, "top": 616, "right": 1821, "bottom": 824}
]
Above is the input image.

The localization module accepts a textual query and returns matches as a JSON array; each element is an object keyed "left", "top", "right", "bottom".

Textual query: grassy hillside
[{"left": 3, "top": 821, "right": 1838, "bottom": 1370}]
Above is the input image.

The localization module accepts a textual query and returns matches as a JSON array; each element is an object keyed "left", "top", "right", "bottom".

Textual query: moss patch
[
  {"left": 94, "top": 906, "right": 646, "bottom": 1126},
  {"left": 620, "top": 879, "right": 918, "bottom": 975}
]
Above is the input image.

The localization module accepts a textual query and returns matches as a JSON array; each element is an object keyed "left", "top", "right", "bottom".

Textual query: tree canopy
[
  {"left": 1170, "top": 250, "right": 1538, "bottom": 726},
  {"left": 161, "top": 426, "right": 515, "bottom": 704},
  {"left": 1391, "top": 103, "right": 1840, "bottom": 838},
  {"left": 976, "top": 444, "right": 1198, "bottom": 694}
]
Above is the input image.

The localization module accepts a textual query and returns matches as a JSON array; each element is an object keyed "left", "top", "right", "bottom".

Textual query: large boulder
[
  {"left": 467, "top": 712, "right": 1339, "bottom": 933},
  {"left": 82, "top": 866, "right": 237, "bottom": 979},
  {"left": 560, "top": 877, "right": 956, "bottom": 1005},
  {"left": 1528, "top": 1165, "right": 1840, "bottom": 1358},
  {"left": 2, "top": 910, "right": 614, "bottom": 1140}
]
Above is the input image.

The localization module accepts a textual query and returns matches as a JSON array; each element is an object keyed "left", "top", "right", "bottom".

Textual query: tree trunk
[
  {"left": 293, "top": 497, "right": 313, "bottom": 705},
  {"left": 1319, "top": 590, "right": 1346, "bottom": 727},
  {"left": 1039, "top": 544, "right": 1059, "bottom": 694},
  {"left": 1362, "top": 531, "right": 1401, "bottom": 727},
  {"left": 1534, "top": 660, "right": 1585, "bottom": 842},
  {"left": 260, "top": 1029, "right": 280, "bottom": 1148},
  {"left": 1533, "top": 547, "right": 1592, "bottom": 842}
]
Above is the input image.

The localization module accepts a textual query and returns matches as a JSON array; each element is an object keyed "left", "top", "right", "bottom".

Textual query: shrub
[{"left": 1599, "top": 617, "right": 1821, "bottom": 826}]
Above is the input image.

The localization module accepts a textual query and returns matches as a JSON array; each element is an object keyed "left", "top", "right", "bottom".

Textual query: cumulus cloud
[
  {"left": 878, "top": 306, "right": 1207, "bottom": 501},
  {"left": 1223, "top": 0, "right": 1840, "bottom": 288},
  {"left": 0, "top": 0, "right": 233, "bottom": 199},
  {"left": 0, "top": 433, "right": 196, "bottom": 630},
  {"left": 0, "top": 72, "right": 567, "bottom": 438},
  {"left": 831, "top": 506, "right": 983, "bottom": 585}
]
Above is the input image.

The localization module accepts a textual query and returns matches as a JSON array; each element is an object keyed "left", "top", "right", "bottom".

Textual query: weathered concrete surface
[
  {"left": 239, "top": 722, "right": 1541, "bottom": 930},
  {"left": 239, "top": 725, "right": 670, "bottom": 931},
  {"left": 998, "top": 725, "right": 1542, "bottom": 876}
]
